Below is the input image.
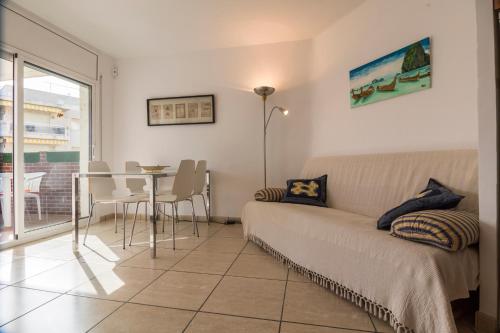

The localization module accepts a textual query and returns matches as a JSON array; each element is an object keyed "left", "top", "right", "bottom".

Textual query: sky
[
  {"left": 0, "top": 59, "right": 81, "bottom": 98},
  {"left": 350, "top": 37, "right": 430, "bottom": 80}
]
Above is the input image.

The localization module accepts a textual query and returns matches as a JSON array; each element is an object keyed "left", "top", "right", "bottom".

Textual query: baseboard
[
  {"left": 98, "top": 213, "right": 238, "bottom": 224},
  {"left": 475, "top": 311, "right": 498, "bottom": 333}
]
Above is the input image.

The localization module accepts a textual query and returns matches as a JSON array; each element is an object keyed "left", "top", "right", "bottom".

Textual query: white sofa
[{"left": 242, "top": 150, "right": 478, "bottom": 333}]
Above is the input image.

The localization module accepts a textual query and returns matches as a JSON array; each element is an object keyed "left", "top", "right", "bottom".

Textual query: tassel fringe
[{"left": 248, "top": 234, "right": 414, "bottom": 333}]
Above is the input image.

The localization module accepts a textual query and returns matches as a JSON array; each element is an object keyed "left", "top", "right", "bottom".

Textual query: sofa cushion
[
  {"left": 377, "top": 178, "right": 464, "bottom": 230},
  {"left": 300, "top": 150, "right": 477, "bottom": 219},
  {"left": 390, "top": 210, "right": 479, "bottom": 251},
  {"left": 281, "top": 175, "right": 327, "bottom": 207},
  {"left": 254, "top": 188, "right": 286, "bottom": 202}
]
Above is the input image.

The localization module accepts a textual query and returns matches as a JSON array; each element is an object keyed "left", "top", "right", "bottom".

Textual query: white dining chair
[
  {"left": 85, "top": 161, "right": 147, "bottom": 249},
  {"left": 125, "top": 161, "right": 150, "bottom": 221},
  {"left": 130, "top": 159, "right": 196, "bottom": 249},
  {"left": 192, "top": 160, "right": 209, "bottom": 225},
  {"left": 125, "top": 161, "right": 147, "bottom": 195},
  {"left": 0, "top": 172, "right": 45, "bottom": 222},
  {"left": 24, "top": 172, "right": 45, "bottom": 221}
]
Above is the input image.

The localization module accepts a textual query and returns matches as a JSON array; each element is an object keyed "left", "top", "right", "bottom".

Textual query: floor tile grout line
[
  {"left": 83, "top": 271, "right": 162, "bottom": 333},
  {"left": 2, "top": 223, "right": 153, "bottom": 288},
  {"left": 224, "top": 272, "right": 288, "bottom": 282},
  {"left": 2, "top": 223, "right": 378, "bottom": 333},
  {"left": 0, "top": 291, "right": 66, "bottom": 328},
  {"left": 181, "top": 228, "right": 248, "bottom": 333},
  {"left": 246, "top": 238, "right": 377, "bottom": 333},
  {"left": 9, "top": 243, "right": 150, "bottom": 291},
  {"left": 3, "top": 257, "right": 73, "bottom": 287},
  {"left": 85, "top": 219, "right": 220, "bottom": 332},
  {"left": 4, "top": 284, "right": 66, "bottom": 295},
  {"left": 278, "top": 268, "right": 290, "bottom": 333},
  {"left": 71, "top": 230, "right": 173, "bottom": 333},
  {"left": 0, "top": 218, "right": 200, "bottom": 331},
  {"left": 282, "top": 320, "right": 377, "bottom": 333},
  {"left": 178, "top": 225, "right": 236, "bottom": 332},
  {"left": 65, "top": 294, "right": 377, "bottom": 333},
  {"left": 368, "top": 313, "right": 378, "bottom": 332},
  {"left": 165, "top": 270, "right": 289, "bottom": 282}
]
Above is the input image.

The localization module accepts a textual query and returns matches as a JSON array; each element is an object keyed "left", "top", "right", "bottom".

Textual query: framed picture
[
  {"left": 147, "top": 94, "right": 215, "bottom": 126},
  {"left": 349, "top": 37, "right": 431, "bottom": 108}
]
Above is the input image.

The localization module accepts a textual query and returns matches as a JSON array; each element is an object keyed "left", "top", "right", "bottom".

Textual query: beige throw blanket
[{"left": 242, "top": 201, "right": 479, "bottom": 333}]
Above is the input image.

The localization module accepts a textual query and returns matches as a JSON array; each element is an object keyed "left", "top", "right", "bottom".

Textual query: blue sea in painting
[{"left": 350, "top": 37, "right": 431, "bottom": 108}]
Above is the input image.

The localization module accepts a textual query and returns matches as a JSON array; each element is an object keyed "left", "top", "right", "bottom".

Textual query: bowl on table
[{"left": 137, "top": 165, "right": 170, "bottom": 173}]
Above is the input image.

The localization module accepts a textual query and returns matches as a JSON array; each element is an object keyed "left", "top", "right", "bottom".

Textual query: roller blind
[{"left": 0, "top": 5, "right": 98, "bottom": 81}]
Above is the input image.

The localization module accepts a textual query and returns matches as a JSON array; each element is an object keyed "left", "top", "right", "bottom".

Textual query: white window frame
[{"left": 0, "top": 43, "right": 99, "bottom": 249}]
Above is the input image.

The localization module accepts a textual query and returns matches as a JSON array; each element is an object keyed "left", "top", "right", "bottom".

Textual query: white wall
[
  {"left": 112, "top": 40, "right": 311, "bottom": 218},
  {"left": 309, "top": 0, "right": 479, "bottom": 156},
  {"left": 475, "top": 0, "right": 498, "bottom": 323},
  {"left": 306, "top": 0, "right": 496, "bottom": 322}
]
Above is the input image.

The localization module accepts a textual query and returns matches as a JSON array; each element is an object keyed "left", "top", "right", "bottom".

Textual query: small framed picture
[{"left": 147, "top": 94, "right": 215, "bottom": 126}]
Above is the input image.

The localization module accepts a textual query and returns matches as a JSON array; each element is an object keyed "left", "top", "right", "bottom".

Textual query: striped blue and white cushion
[
  {"left": 254, "top": 188, "right": 286, "bottom": 202},
  {"left": 390, "top": 210, "right": 479, "bottom": 251}
]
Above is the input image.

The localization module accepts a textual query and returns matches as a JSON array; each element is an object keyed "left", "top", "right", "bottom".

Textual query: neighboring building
[{"left": 0, "top": 85, "right": 81, "bottom": 153}]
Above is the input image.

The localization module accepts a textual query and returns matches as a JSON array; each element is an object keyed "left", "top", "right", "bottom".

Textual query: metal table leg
[
  {"left": 72, "top": 174, "right": 79, "bottom": 251},
  {"left": 149, "top": 175, "right": 157, "bottom": 258},
  {"left": 206, "top": 170, "right": 211, "bottom": 223}
]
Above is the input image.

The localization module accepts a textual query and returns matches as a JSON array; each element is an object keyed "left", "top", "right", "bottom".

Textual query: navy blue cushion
[
  {"left": 377, "top": 178, "right": 464, "bottom": 230},
  {"left": 281, "top": 175, "right": 328, "bottom": 207}
]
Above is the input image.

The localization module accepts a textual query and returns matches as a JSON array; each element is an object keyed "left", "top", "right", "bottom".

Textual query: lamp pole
[
  {"left": 263, "top": 96, "right": 267, "bottom": 188},
  {"left": 254, "top": 86, "right": 288, "bottom": 188}
]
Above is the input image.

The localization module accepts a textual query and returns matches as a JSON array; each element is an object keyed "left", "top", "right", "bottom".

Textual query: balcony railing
[{"left": 0, "top": 121, "right": 68, "bottom": 141}]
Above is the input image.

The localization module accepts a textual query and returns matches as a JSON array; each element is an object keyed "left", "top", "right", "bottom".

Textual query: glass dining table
[{"left": 72, "top": 170, "right": 211, "bottom": 258}]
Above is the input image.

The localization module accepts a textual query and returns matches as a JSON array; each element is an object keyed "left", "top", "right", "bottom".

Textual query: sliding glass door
[
  {"left": 0, "top": 52, "right": 15, "bottom": 244},
  {"left": 0, "top": 50, "right": 92, "bottom": 245},
  {"left": 22, "top": 63, "right": 91, "bottom": 232}
]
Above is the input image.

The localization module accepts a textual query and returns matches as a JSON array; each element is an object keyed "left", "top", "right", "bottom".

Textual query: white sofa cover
[{"left": 242, "top": 150, "right": 479, "bottom": 333}]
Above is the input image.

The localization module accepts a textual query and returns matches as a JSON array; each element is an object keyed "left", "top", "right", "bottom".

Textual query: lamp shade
[
  {"left": 253, "top": 86, "right": 275, "bottom": 97},
  {"left": 276, "top": 106, "right": 288, "bottom": 115}
]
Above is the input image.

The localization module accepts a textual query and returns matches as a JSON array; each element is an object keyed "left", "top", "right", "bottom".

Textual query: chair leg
[
  {"left": 114, "top": 203, "right": 118, "bottom": 233},
  {"left": 36, "top": 195, "right": 41, "bottom": 220},
  {"left": 190, "top": 198, "right": 199, "bottom": 237},
  {"left": 200, "top": 194, "right": 209, "bottom": 225},
  {"left": 156, "top": 204, "right": 161, "bottom": 233},
  {"left": 129, "top": 202, "right": 140, "bottom": 246},
  {"left": 145, "top": 204, "right": 148, "bottom": 222},
  {"left": 122, "top": 203, "right": 128, "bottom": 249},
  {"left": 0, "top": 198, "right": 4, "bottom": 224},
  {"left": 83, "top": 203, "right": 95, "bottom": 245},
  {"left": 171, "top": 202, "right": 176, "bottom": 250},
  {"left": 191, "top": 201, "right": 195, "bottom": 234},
  {"left": 162, "top": 203, "right": 166, "bottom": 233},
  {"left": 175, "top": 202, "right": 179, "bottom": 223}
]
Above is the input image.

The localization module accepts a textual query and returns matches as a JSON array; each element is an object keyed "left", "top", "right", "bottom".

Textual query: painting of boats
[{"left": 350, "top": 37, "right": 431, "bottom": 108}]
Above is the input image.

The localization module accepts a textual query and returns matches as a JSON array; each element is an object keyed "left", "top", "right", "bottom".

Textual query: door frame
[{"left": 0, "top": 43, "right": 97, "bottom": 249}]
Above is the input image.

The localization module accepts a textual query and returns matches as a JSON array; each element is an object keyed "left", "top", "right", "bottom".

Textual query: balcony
[{"left": 0, "top": 151, "right": 80, "bottom": 242}]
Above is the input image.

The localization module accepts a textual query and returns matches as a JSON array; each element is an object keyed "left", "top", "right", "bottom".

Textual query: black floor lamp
[{"left": 253, "top": 86, "right": 289, "bottom": 188}]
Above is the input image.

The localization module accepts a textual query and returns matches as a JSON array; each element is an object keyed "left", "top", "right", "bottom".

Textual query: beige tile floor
[{"left": 0, "top": 217, "right": 477, "bottom": 333}]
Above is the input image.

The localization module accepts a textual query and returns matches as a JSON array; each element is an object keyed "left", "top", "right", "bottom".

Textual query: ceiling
[{"left": 9, "top": 0, "right": 364, "bottom": 59}]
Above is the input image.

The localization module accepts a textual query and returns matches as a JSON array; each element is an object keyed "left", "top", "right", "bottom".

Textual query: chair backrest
[
  {"left": 193, "top": 160, "right": 207, "bottom": 195},
  {"left": 172, "top": 159, "right": 195, "bottom": 201},
  {"left": 125, "top": 161, "right": 146, "bottom": 194},
  {"left": 88, "top": 161, "right": 116, "bottom": 199},
  {"left": 25, "top": 172, "right": 46, "bottom": 193}
]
